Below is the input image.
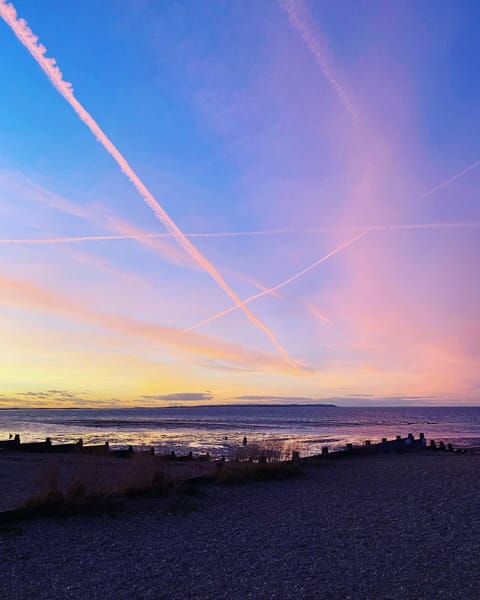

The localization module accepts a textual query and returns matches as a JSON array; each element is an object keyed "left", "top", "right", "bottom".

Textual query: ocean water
[{"left": 1, "top": 405, "right": 480, "bottom": 456}]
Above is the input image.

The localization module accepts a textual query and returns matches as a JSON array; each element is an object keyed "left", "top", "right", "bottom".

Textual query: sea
[{"left": 1, "top": 405, "right": 480, "bottom": 456}]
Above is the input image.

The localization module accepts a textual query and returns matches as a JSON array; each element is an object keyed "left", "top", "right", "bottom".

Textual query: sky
[{"left": 0, "top": 0, "right": 479, "bottom": 407}]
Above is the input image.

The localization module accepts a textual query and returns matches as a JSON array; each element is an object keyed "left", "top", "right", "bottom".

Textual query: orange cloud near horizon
[{"left": 0, "top": 274, "right": 311, "bottom": 376}]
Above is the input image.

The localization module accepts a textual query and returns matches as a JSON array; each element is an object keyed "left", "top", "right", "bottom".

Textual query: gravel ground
[{"left": 1, "top": 453, "right": 479, "bottom": 600}]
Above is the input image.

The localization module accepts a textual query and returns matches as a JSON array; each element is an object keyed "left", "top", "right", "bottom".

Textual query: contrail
[
  {"left": 0, "top": 1, "right": 294, "bottom": 367},
  {"left": 0, "top": 274, "right": 310, "bottom": 374},
  {"left": 2, "top": 220, "right": 479, "bottom": 245},
  {"left": 185, "top": 148, "right": 480, "bottom": 332},
  {"left": 188, "top": 230, "right": 368, "bottom": 331},
  {"left": 420, "top": 159, "right": 480, "bottom": 200},
  {"left": 187, "top": 214, "right": 480, "bottom": 331},
  {"left": 0, "top": 169, "right": 196, "bottom": 269},
  {"left": 307, "top": 304, "right": 334, "bottom": 326},
  {"left": 279, "top": 0, "right": 361, "bottom": 124}
]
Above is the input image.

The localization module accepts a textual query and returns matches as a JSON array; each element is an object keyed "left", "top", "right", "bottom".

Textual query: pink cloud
[{"left": 0, "top": 273, "right": 312, "bottom": 375}]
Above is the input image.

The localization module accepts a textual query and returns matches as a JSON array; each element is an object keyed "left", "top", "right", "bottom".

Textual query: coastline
[{"left": 2, "top": 405, "right": 480, "bottom": 456}]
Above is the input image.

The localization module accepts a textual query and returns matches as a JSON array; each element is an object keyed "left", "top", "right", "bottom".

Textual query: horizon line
[{"left": 2, "top": 403, "right": 480, "bottom": 410}]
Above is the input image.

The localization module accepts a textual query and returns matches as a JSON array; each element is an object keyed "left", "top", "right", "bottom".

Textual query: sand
[{"left": 1, "top": 452, "right": 479, "bottom": 599}]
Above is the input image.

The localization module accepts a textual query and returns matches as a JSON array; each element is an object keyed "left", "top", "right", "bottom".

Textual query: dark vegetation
[{"left": 0, "top": 441, "right": 304, "bottom": 525}]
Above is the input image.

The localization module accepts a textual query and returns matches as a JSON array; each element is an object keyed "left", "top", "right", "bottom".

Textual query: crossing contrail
[
  {"left": 0, "top": 274, "right": 309, "bottom": 374},
  {"left": 188, "top": 214, "right": 480, "bottom": 331},
  {"left": 279, "top": 0, "right": 361, "bottom": 124},
  {"left": 1, "top": 220, "right": 479, "bottom": 245},
  {"left": 188, "top": 202, "right": 480, "bottom": 331},
  {"left": 0, "top": 0, "right": 294, "bottom": 367},
  {"left": 188, "top": 230, "right": 368, "bottom": 331}
]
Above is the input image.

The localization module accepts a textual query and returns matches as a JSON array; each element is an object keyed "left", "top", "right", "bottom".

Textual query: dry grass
[
  {"left": 16, "top": 454, "right": 170, "bottom": 516},
  {"left": 10, "top": 444, "right": 305, "bottom": 519},
  {"left": 230, "top": 439, "right": 304, "bottom": 463},
  {"left": 15, "top": 453, "right": 213, "bottom": 518},
  {"left": 32, "top": 453, "right": 166, "bottom": 497}
]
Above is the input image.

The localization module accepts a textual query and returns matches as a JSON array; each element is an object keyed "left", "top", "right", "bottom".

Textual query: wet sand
[{"left": 1, "top": 452, "right": 479, "bottom": 599}]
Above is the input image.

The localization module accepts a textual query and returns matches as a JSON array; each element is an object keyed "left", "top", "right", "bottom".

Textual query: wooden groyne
[
  {"left": 304, "top": 432, "right": 468, "bottom": 462},
  {"left": 0, "top": 435, "right": 211, "bottom": 460},
  {"left": 0, "top": 435, "right": 110, "bottom": 455},
  {"left": 0, "top": 432, "right": 468, "bottom": 461}
]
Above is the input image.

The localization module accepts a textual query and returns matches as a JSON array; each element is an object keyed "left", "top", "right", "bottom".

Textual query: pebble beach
[{"left": 1, "top": 452, "right": 479, "bottom": 599}]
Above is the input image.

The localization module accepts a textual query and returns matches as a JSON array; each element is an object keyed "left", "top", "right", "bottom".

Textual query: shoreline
[
  {"left": 1, "top": 432, "right": 479, "bottom": 514},
  {"left": 2, "top": 405, "right": 480, "bottom": 458}
]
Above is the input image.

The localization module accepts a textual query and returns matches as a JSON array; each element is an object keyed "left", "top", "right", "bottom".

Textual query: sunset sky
[{"left": 0, "top": 0, "right": 479, "bottom": 407}]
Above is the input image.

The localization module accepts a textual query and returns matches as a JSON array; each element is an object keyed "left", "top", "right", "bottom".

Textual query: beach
[
  {"left": 1, "top": 452, "right": 479, "bottom": 599},
  {"left": 1, "top": 1, "right": 479, "bottom": 598}
]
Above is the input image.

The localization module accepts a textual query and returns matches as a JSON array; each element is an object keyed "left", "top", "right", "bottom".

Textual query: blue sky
[{"left": 0, "top": 0, "right": 479, "bottom": 406}]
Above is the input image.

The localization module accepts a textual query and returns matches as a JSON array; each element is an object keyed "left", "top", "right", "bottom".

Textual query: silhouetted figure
[{"left": 242, "top": 436, "right": 248, "bottom": 446}]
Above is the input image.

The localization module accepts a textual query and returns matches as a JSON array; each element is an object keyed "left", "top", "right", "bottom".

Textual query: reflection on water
[{"left": 1, "top": 405, "right": 480, "bottom": 456}]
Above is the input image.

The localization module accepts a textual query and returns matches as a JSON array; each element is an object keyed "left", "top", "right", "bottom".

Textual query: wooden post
[
  {"left": 439, "top": 441, "right": 446, "bottom": 451},
  {"left": 322, "top": 446, "right": 329, "bottom": 456},
  {"left": 430, "top": 439, "right": 436, "bottom": 449},
  {"left": 292, "top": 451, "right": 300, "bottom": 462}
]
